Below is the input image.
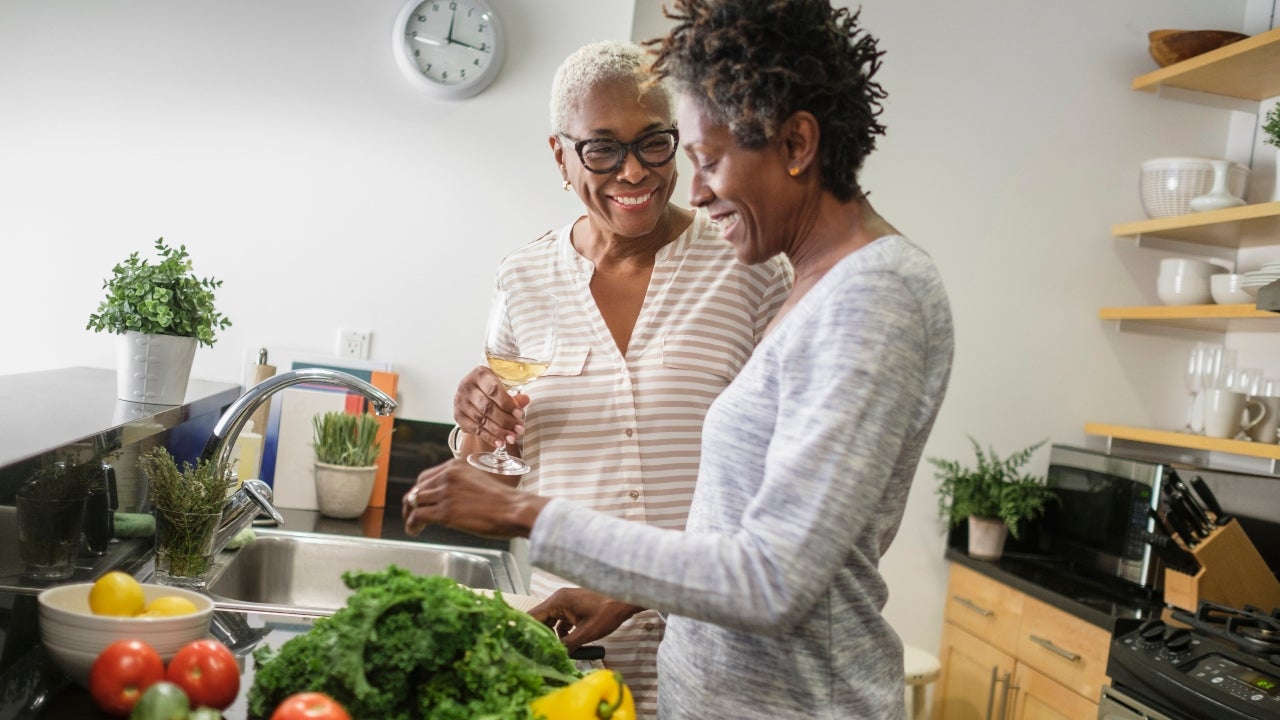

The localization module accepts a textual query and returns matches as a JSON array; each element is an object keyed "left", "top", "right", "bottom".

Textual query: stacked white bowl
[
  {"left": 1210, "top": 273, "right": 1252, "bottom": 304},
  {"left": 38, "top": 583, "right": 213, "bottom": 687},
  {"left": 1157, "top": 258, "right": 1216, "bottom": 305}
]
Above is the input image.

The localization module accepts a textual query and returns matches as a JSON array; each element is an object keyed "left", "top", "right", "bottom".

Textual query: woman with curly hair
[{"left": 405, "top": 1, "right": 954, "bottom": 716}]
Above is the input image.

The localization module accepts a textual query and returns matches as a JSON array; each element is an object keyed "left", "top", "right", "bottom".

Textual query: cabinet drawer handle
[
  {"left": 1030, "top": 634, "right": 1081, "bottom": 662},
  {"left": 952, "top": 595, "right": 994, "bottom": 617}
]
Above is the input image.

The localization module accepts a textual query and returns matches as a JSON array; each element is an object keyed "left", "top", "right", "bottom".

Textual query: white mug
[
  {"left": 1248, "top": 395, "right": 1280, "bottom": 444},
  {"left": 1202, "top": 388, "right": 1265, "bottom": 439}
]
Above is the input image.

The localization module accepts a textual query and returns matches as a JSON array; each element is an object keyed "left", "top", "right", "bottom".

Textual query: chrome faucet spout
[{"left": 199, "top": 368, "right": 398, "bottom": 474}]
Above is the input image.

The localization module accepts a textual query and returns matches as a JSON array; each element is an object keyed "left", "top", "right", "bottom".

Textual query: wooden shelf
[
  {"left": 1132, "top": 26, "right": 1280, "bottom": 100},
  {"left": 1085, "top": 422, "right": 1280, "bottom": 462},
  {"left": 1100, "top": 304, "right": 1279, "bottom": 332},
  {"left": 1111, "top": 202, "right": 1280, "bottom": 249}
]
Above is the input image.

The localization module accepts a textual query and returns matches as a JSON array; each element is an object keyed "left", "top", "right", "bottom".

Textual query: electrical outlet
[{"left": 337, "top": 329, "right": 371, "bottom": 360}]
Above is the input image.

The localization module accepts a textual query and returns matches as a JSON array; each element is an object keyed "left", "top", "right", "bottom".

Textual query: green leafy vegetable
[{"left": 247, "top": 566, "right": 579, "bottom": 720}]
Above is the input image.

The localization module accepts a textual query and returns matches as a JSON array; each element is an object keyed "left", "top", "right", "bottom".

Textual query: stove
[{"left": 1106, "top": 601, "right": 1280, "bottom": 720}]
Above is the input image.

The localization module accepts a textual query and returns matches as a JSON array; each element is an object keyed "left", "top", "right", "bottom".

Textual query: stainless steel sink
[{"left": 203, "top": 529, "right": 526, "bottom": 617}]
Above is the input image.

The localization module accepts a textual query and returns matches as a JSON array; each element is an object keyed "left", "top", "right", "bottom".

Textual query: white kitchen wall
[{"left": 2, "top": 0, "right": 1273, "bottom": 670}]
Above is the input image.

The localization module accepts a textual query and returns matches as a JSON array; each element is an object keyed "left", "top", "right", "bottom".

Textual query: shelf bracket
[
  {"left": 1131, "top": 234, "right": 1238, "bottom": 265},
  {"left": 1090, "top": 435, "right": 1280, "bottom": 477},
  {"left": 1152, "top": 84, "right": 1259, "bottom": 114}
]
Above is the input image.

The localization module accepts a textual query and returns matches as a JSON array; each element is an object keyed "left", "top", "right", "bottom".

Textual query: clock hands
[{"left": 446, "top": 7, "right": 455, "bottom": 43}]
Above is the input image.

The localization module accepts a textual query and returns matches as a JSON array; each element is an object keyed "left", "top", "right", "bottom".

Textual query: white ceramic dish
[
  {"left": 1157, "top": 274, "right": 1212, "bottom": 305},
  {"left": 1210, "top": 273, "right": 1252, "bottom": 304},
  {"left": 38, "top": 583, "right": 214, "bottom": 688},
  {"left": 1159, "top": 257, "right": 1216, "bottom": 278}
]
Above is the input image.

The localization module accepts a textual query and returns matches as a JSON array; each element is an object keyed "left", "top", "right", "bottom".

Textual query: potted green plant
[
  {"left": 86, "top": 237, "right": 232, "bottom": 405},
  {"left": 139, "top": 447, "right": 229, "bottom": 588},
  {"left": 311, "top": 411, "right": 383, "bottom": 519},
  {"left": 1262, "top": 103, "right": 1280, "bottom": 202},
  {"left": 930, "top": 437, "right": 1055, "bottom": 561}
]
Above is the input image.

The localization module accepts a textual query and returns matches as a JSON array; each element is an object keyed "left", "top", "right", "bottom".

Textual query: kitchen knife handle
[{"left": 1190, "top": 475, "right": 1228, "bottom": 523}]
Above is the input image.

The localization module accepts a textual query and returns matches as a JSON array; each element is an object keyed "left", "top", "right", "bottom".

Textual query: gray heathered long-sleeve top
[{"left": 530, "top": 235, "right": 955, "bottom": 719}]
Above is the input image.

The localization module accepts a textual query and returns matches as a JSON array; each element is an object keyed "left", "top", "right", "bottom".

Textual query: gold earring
[
  {"left": 562, "top": 179, "right": 571, "bottom": 191},
  {"left": 788, "top": 167, "right": 800, "bottom": 177}
]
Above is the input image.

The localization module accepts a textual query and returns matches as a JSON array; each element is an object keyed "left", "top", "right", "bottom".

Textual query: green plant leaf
[
  {"left": 85, "top": 237, "right": 231, "bottom": 347},
  {"left": 931, "top": 437, "right": 1055, "bottom": 540}
]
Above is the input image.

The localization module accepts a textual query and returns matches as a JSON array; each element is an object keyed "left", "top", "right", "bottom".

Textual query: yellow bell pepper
[{"left": 530, "top": 669, "right": 636, "bottom": 720}]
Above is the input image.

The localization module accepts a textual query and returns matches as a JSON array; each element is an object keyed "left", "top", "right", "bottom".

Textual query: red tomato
[
  {"left": 269, "top": 692, "right": 352, "bottom": 720},
  {"left": 165, "top": 639, "right": 241, "bottom": 710},
  {"left": 88, "top": 638, "right": 165, "bottom": 716}
]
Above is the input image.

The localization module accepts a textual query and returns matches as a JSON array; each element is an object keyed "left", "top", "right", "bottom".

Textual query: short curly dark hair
[{"left": 650, "top": 0, "right": 887, "bottom": 202}]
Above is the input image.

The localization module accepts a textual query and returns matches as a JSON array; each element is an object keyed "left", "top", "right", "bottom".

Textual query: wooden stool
[{"left": 904, "top": 645, "right": 940, "bottom": 720}]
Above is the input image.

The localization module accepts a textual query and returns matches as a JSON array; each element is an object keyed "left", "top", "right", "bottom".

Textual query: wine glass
[
  {"left": 467, "top": 288, "right": 558, "bottom": 476},
  {"left": 1184, "top": 344, "right": 1207, "bottom": 433}
]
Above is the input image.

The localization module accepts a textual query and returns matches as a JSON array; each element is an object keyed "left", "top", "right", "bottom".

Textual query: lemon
[
  {"left": 136, "top": 595, "right": 198, "bottom": 617},
  {"left": 88, "top": 571, "right": 146, "bottom": 617}
]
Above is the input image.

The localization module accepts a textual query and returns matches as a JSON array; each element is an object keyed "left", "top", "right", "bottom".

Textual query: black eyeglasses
[{"left": 561, "top": 128, "right": 680, "bottom": 174}]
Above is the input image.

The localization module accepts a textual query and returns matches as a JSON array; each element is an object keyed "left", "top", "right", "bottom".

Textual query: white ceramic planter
[
  {"left": 967, "top": 516, "right": 1009, "bottom": 561},
  {"left": 115, "top": 331, "right": 197, "bottom": 405},
  {"left": 313, "top": 462, "right": 377, "bottom": 519}
]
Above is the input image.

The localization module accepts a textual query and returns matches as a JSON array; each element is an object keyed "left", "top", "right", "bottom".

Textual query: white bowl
[
  {"left": 1157, "top": 274, "right": 1212, "bottom": 305},
  {"left": 1210, "top": 274, "right": 1253, "bottom": 304},
  {"left": 38, "top": 583, "right": 213, "bottom": 688},
  {"left": 1159, "top": 257, "right": 1217, "bottom": 278}
]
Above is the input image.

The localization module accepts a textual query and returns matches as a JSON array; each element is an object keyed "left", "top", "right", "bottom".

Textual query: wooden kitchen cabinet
[
  {"left": 1089, "top": 26, "right": 1280, "bottom": 465},
  {"left": 934, "top": 565, "right": 1104, "bottom": 720}
]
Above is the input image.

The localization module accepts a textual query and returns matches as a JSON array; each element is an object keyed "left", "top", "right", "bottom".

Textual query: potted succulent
[
  {"left": 86, "top": 237, "right": 231, "bottom": 405},
  {"left": 930, "top": 437, "right": 1056, "bottom": 561},
  {"left": 1262, "top": 103, "right": 1280, "bottom": 202},
  {"left": 311, "top": 411, "right": 382, "bottom": 519}
]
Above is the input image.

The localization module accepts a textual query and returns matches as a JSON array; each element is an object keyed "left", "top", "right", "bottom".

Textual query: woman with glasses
[
  {"left": 445, "top": 40, "right": 792, "bottom": 716},
  {"left": 409, "top": 3, "right": 954, "bottom": 714}
]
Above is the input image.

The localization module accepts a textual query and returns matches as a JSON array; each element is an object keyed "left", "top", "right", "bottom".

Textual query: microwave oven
[{"left": 1038, "top": 444, "right": 1167, "bottom": 590}]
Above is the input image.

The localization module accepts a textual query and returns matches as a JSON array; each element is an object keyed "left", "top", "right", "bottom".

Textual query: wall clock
[{"left": 392, "top": 0, "right": 506, "bottom": 99}]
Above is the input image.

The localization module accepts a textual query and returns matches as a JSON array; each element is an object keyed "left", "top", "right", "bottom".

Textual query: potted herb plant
[
  {"left": 15, "top": 456, "right": 102, "bottom": 580},
  {"left": 86, "top": 237, "right": 232, "bottom": 405},
  {"left": 930, "top": 437, "right": 1055, "bottom": 561},
  {"left": 311, "top": 411, "right": 382, "bottom": 519},
  {"left": 139, "top": 447, "right": 229, "bottom": 588},
  {"left": 1262, "top": 103, "right": 1280, "bottom": 202}
]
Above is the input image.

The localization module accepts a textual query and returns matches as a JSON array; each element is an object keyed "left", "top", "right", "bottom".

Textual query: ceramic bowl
[
  {"left": 1157, "top": 274, "right": 1212, "bottom": 305},
  {"left": 1159, "top": 257, "right": 1217, "bottom": 278},
  {"left": 1210, "top": 274, "right": 1252, "bottom": 304},
  {"left": 38, "top": 583, "right": 213, "bottom": 687}
]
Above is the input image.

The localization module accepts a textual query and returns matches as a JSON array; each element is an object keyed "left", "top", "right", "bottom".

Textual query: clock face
[{"left": 393, "top": 0, "right": 505, "bottom": 99}]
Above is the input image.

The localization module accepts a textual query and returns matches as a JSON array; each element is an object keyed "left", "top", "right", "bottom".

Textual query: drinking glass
[
  {"left": 1184, "top": 344, "right": 1207, "bottom": 433},
  {"left": 467, "top": 289, "right": 558, "bottom": 476},
  {"left": 153, "top": 508, "right": 221, "bottom": 588},
  {"left": 16, "top": 494, "right": 87, "bottom": 580}
]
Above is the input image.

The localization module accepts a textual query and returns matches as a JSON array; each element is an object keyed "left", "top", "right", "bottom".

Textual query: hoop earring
[{"left": 562, "top": 179, "right": 571, "bottom": 191}]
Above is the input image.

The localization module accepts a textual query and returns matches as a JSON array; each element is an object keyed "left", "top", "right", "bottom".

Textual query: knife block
[{"left": 1163, "top": 518, "right": 1280, "bottom": 612}]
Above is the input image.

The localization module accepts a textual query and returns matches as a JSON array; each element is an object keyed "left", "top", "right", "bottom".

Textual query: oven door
[{"left": 1099, "top": 686, "right": 1184, "bottom": 720}]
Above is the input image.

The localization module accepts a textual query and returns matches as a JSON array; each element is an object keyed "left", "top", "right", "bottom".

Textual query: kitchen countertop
[
  {"left": 0, "top": 503, "right": 516, "bottom": 719},
  {"left": 945, "top": 547, "right": 1166, "bottom": 630}
]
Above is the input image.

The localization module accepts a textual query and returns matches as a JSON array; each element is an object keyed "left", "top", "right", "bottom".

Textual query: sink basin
[{"left": 204, "top": 529, "right": 526, "bottom": 616}]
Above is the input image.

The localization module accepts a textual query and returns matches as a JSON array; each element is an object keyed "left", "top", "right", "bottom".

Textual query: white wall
[
  {"left": 0, "top": 0, "right": 632, "bottom": 421},
  {"left": 2, "top": 0, "right": 1273, "bottom": 661}
]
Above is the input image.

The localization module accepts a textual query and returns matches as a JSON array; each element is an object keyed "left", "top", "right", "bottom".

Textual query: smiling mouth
[
  {"left": 713, "top": 212, "right": 741, "bottom": 230},
  {"left": 611, "top": 190, "right": 654, "bottom": 208}
]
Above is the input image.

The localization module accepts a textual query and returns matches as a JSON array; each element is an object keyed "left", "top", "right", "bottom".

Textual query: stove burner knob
[
  {"left": 1138, "top": 619, "right": 1166, "bottom": 643},
  {"left": 1164, "top": 628, "right": 1193, "bottom": 653}
]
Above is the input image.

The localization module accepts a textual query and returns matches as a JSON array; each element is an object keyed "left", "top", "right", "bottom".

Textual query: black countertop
[
  {"left": 0, "top": 502, "right": 514, "bottom": 719},
  {"left": 945, "top": 547, "right": 1167, "bottom": 630}
]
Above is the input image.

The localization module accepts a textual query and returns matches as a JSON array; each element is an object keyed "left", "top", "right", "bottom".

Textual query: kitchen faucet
[{"left": 200, "top": 368, "right": 398, "bottom": 553}]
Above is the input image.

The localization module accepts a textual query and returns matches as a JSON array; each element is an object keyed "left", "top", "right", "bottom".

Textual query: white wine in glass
[{"left": 468, "top": 288, "right": 558, "bottom": 475}]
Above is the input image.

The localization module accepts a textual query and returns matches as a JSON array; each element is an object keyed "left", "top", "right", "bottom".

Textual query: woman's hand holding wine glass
[{"left": 467, "top": 288, "right": 558, "bottom": 476}]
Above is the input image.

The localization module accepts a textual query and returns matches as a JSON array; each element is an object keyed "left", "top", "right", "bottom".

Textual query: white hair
[{"left": 549, "top": 41, "right": 674, "bottom": 134}]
